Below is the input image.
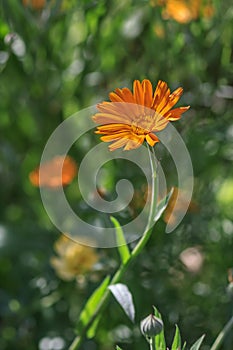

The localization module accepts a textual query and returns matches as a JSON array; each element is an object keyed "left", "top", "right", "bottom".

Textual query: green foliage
[
  {"left": 190, "top": 335, "right": 206, "bottom": 350},
  {"left": 171, "top": 325, "right": 182, "bottom": 350},
  {"left": 153, "top": 307, "right": 166, "bottom": 350},
  {"left": 76, "top": 275, "right": 110, "bottom": 338},
  {"left": 110, "top": 216, "right": 131, "bottom": 265}
]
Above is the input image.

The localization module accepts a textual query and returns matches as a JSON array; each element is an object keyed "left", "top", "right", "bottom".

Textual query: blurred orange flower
[
  {"left": 163, "top": 187, "right": 198, "bottom": 225},
  {"left": 50, "top": 235, "right": 99, "bottom": 281},
  {"left": 162, "top": 0, "right": 200, "bottom": 23},
  {"left": 22, "top": 0, "right": 46, "bottom": 10},
  {"left": 29, "top": 155, "right": 77, "bottom": 188},
  {"left": 156, "top": 0, "right": 215, "bottom": 23},
  {"left": 93, "top": 79, "right": 189, "bottom": 151}
]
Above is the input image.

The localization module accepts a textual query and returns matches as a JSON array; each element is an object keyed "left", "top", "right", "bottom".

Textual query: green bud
[{"left": 140, "top": 314, "right": 164, "bottom": 337}]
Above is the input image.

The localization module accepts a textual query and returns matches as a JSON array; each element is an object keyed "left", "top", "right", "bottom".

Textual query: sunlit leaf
[
  {"left": 190, "top": 335, "right": 205, "bottom": 350},
  {"left": 108, "top": 283, "right": 135, "bottom": 322},
  {"left": 171, "top": 325, "right": 182, "bottom": 350},
  {"left": 110, "top": 216, "right": 131, "bottom": 265}
]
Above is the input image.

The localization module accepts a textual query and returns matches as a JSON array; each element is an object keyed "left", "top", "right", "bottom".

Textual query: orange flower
[
  {"left": 162, "top": 0, "right": 200, "bottom": 23},
  {"left": 29, "top": 155, "right": 77, "bottom": 188},
  {"left": 93, "top": 79, "right": 189, "bottom": 151},
  {"left": 22, "top": 0, "right": 46, "bottom": 10}
]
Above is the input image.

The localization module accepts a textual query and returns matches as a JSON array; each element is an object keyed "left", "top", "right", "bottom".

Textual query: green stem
[
  {"left": 210, "top": 315, "right": 233, "bottom": 350},
  {"left": 69, "top": 145, "right": 157, "bottom": 350},
  {"left": 149, "top": 337, "right": 156, "bottom": 350}
]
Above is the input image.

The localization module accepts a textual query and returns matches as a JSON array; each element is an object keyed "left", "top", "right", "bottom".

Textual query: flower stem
[
  {"left": 69, "top": 145, "right": 157, "bottom": 350},
  {"left": 210, "top": 314, "right": 233, "bottom": 350},
  {"left": 149, "top": 337, "right": 156, "bottom": 350}
]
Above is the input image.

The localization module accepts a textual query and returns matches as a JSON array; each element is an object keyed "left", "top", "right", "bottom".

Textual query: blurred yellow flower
[{"left": 50, "top": 235, "right": 99, "bottom": 281}]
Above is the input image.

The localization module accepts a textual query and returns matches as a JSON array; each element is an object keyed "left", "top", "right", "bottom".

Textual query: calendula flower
[
  {"left": 29, "top": 155, "right": 77, "bottom": 188},
  {"left": 50, "top": 235, "right": 99, "bottom": 281},
  {"left": 93, "top": 79, "right": 189, "bottom": 151},
  {"left": 162, "top": 0, "right": 200, "bottom": 23}
]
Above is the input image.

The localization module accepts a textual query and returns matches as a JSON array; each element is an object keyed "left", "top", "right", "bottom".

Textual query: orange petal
[
  {"left": 100, "top": 131, "right": 132, "bottom": 142},
  {"left": 159, "top": 87, "right": 183, "bottom": 115},
  {"left": 124, "top": 135, "right": 145, "bottom": 150},
  {"left": 95, "top": 123, "right": 131, "bottom": 133},
  {"left": 114, "top": 87, "right": 135, "bottom": 104},
  {"left": 133, "top": 80, "right": 144, "bottom": 105},
  {"left": 152, "top": 112, "right": 169, "bottom": 131},
  {"left": 146, "top": 133, "right": 160, "bottom": 146},
  {"left": 142, "top": 79, "right": 153, "bottom": 107},
  {"left": 109, "top": 138, "right": 129, "bottom": 151},
  {"left": 164, "top": 106, "right": 190, "bottom": 121},
  {"left": 152, "top": 80, "right": 170, "bottom": 112}
]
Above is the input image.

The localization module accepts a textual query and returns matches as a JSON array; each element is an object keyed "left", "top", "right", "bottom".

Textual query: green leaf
[
  {"left": 76, "top": 275, "right": 110, "bottom": 337},
  {"left": 154, "top": 188, "right": 174, "bottom": 222},
  {"left": 110, "top": 216, "right": 131, "bottom": 265},
  {"left": 86, "top": 314, "right": 102, "bottom": 339},
  {"left": 108, "top": 283, "right": 135, "bottom": 322},
  {"left": 153, "top": 306, "right": 166, "bottom": 350},
  {"left": 190, "top": 335, "right": 205, "bottom": 350},
  {"left": 116, "top": 346, "right": 123, "bottom": 350},
  {"left": 182, "top": 341, "right": 186, "bottom": 350},
  {"left": 171, "top": 325, "right": 182, "bottom": 350}
]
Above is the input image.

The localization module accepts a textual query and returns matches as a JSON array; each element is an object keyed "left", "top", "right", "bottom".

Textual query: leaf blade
[
  {"left": 171, "top": 325, "right": 182, "bottom": 350},
  {"left": 190, "top": 334, "right": 205, "bottom": 350},
  {"left": 108, "top": 283, "right": 135, "bottom": 322},
  {"left": 76, "top": 275, "right": 110, "bottom": 337},
  {"left": 110, "top": 216, "right": 131, "bottom": 265}
]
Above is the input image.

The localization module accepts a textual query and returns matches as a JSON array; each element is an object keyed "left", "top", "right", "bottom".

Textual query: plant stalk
[{"left": 69, "top": 145, "right": 157, "bottom": 350}]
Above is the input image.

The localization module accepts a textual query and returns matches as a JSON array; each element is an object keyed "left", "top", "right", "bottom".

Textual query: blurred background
[{"left": 0, "top": 0, "right": 233, "bottom": 349}]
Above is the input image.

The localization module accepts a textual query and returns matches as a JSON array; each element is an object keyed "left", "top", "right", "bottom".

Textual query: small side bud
[{"left": 140, "top": 314, "right": 164, "bottom": 337}]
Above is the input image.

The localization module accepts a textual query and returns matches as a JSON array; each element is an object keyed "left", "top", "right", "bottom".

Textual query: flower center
[{"left": 131, "top": 115, "right": 154, "bottom": 135}]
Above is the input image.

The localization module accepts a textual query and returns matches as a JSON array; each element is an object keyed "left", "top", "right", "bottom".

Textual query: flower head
[
  {"left": 50, "top": 235, "right": 99, "bottom": 281},
  {"left": 29, "top": 155, "right": 78, "bottom": 189},
  {"left": 93, "top": 79, "right": 189, "bottom": 151}
]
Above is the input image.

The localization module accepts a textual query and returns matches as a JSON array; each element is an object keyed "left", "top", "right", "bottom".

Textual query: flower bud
[{"left": 140, "top": 314, "right": 164, "bottom": 337}]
